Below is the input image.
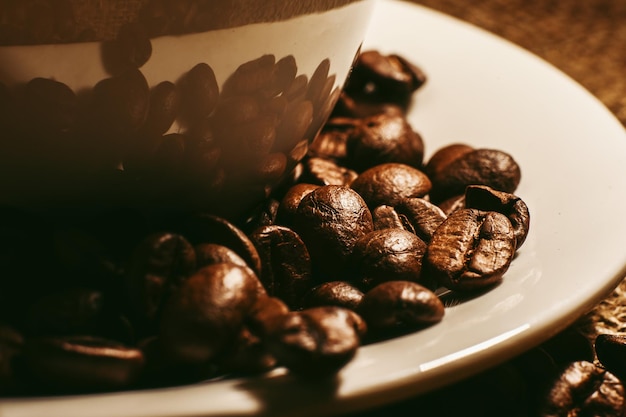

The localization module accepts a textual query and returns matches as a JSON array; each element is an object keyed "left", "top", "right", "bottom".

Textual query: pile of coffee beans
[{"left": 0, "top": 49, "right": 534, "bottom": 399}]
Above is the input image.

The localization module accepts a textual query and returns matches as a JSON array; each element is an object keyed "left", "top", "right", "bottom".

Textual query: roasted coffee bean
[
  {"left": 595, "top": 333, "right": 626, "bottom": 380},
  {"left": 351, "top": 228, "right": 430, "bottom": 290},
  {"left": 465, "top": 185, "right": 530, "bottom": 249},
  {"left": 371, "top": 204, "right": 413, "bottom": 231},
  {"left": 344, "top": 50, "right": 426, "bottom": 110},
  {"left": 124, "top": 232, "right": 196, "bottom": 329},
  {"left": 178, "top": 62, "right": 219, "bottom": 124},
  {"left": 429, "top": 148, "right": 522, "bottom": 203},
  {"left": 24, "top": 335, "right": 144, "bottom": 393},
  {"left": 248, "top": 225, "right": 313, "bottom": 309},
  {"left": 276, "top": 183, "right": 320, "bottom": 227},
  {"left": 177, "top": 213, "right": 262, "bottom": 277},
  {"left": 294, "top": 185, "right": 374, "bottom": 279},
  {"left": 539, "top": 360, "right": 626, "bottom": 417},
  {"left": 346, "top": 109, "right": 424, "bottom": 172},
  {"left": 252, "top": 152, "right": 287, "bottom": 184},
  {"left": 350, "top": 162, "right": 432, "bottom": 208},
  {"left": 159, "top": 263, "right": 263, "bottom": 364},
  {"left": 302, "top": 281, "right": 364, "bottom": 311},
  {"left": 301, "top": 157, "right": 358, "bottom": 186},
  {"left": 358, "top": 280, "right": 444, "bottom": 334},
  {"left": 22, "top": 77, "right": 77, "bottom": 134},
  {"left": 395, "top": 197, "right": 447, "bottom": 242},
  {"left": 267, "top": 306, "right": 362, "bottom": 377},
  {"left": 426, "top": 208, "right": 516, "bottom": 291}
]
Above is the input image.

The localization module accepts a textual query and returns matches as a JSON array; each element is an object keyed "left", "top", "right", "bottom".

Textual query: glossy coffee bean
[
  {"left": 429, "top": 148, "right": 522, "bottom": 203},
  {"left": 346, "top": 109, "right": 424, "bottom": 172},
  {"left": 302, "top": 281, "right": 364, "bottom": 311},
  {"left": 159, "top": 263, "right": 262, "bottom": 363},
  {"left": 350, "top": 163, "right": 431, "bottom": 208},
  {"left": 222, "top": 55, "right": 276, "bottom": 97},
  {"left": 124, "top": 232, "right": 196, "bottom": 329},
  {"left": 351, "top": 228, "right": 429, "bottom": 290},
  {"left": 294, "top": 185, "right": 374, "bottom": 279},
  {"left": 539, "top": 360, "right": 626, "bottom": 417},
  {"left": 24, "top": 335, "right": 145, "bottom": 393},
  {"left": 358, "top": 280, "right": 444, "bottom": 334},
  {"left": 248, "top": 225, "right": 313, "bottom": 309},
  {"left": 465, "top": 185, "right": 530, "bottom": 249},
  {"left": 425, "top": 208, "right": 516, "bottom": 291},
  {"left": 344, "top": 50, "right": 426, "bottom": 110},
  {"left": 267, "top": 306, "right": 362, "bottom": 377},
  {"left": 595, "top": 333, "right": 626, "bottom": 380}
]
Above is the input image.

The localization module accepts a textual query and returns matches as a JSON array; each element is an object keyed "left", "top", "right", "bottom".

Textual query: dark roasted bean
[
  {"left": 351, "top": 228, "right": 430, "bottom": 290},
  {"left": 294, "top": 185, "right": 373, "bottom": 279},
  {"left": 178, "top": 62, "right": 219, "bottom": 123},
  {"left": 358, "top": 280, "right": 444, "bottom": 334},
  {"left": 425, "top": 208, "right": 516, "bottom": 291},
  {"left": 346, "top": 108, "right": 424, "bottom": 172},
  {"left": 124, "top": 232, "right": 196, "bottom": 330},
  {"left": 350, "top": 162, "right": 431, "bottom": 208},
  {"left": 302, "top": 281, "right": 364, "bottom": 311},
  {"left": 248, "top": 225, "right": 313, "bottom": 309},
  {"left": 267, "top": 306, "right": 362, "bottom": 377},
  {"left": 539, "top": 360, "right": 626, "bottom": 417},
  {"left": 429, "top": 148, "right": 522, "bottom": 203},
  {"left": 159, "top": 263, "right": 263, "bottom": 364},
  {"left": 596, "top": 333, "right": 626, "bottom": 380},
  {"left": 276, "top": 183, "right": 320, "bottom": 228}
]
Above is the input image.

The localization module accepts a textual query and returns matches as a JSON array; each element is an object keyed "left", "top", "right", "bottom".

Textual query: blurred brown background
[{"left": 411, "top": 0, "right": 626, "bottom": 126}]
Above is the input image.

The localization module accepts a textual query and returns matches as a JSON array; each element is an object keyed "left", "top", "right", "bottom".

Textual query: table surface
[{"left": 350, "top": 0, "right": 626, "bottom": 415}]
